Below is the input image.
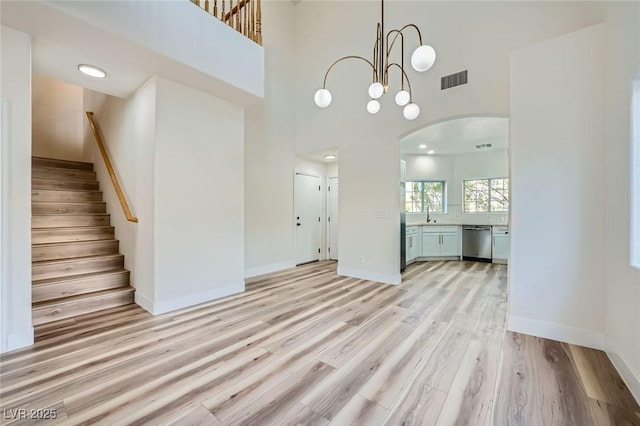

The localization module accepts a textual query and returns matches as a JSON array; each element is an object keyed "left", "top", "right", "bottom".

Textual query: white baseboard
[
  {"left": 507, "top": 315, "right": 607, "bottom": 350},
  {"left": 245, "top": 260, "right": 296, "bottom": 278},
  {"left": 606, "top": 339, "right": 640, "bottom": 405},
  {"left": 337, "top": 266, "right": 402, "bottom": 285},
  {"left": 5, "top": 327, "right": 34, "bottom": 353},
  {"left": 134, "top": 281, "right": 245, "bottom": 315},
  {"left": 134, "top": 292, "right": 155, "bottom": 314}
]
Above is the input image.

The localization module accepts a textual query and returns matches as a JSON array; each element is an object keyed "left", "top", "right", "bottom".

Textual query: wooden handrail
[{"left": 85, "top": 112, "right": 139, "bottom": 223}]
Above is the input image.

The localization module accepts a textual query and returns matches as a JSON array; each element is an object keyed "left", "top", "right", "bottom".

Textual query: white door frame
[
  {"left": 326, "top": 176, "right": 338, "bottom": 260},
  {"left": 293, "top": 170, "right": 322, "bottom": 265}
]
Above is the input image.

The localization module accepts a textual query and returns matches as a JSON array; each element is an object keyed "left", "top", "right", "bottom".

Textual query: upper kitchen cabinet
[{"left": 401, "top": 116, "right": 510, "bottom": 226}]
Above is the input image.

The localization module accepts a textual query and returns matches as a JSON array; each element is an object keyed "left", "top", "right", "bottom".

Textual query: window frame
[
  {"left": 463, "top": 177, "right": 509, "bottom": 213},
  {"left": 405, "top": 180, "right": 447, "bottom": 214}
]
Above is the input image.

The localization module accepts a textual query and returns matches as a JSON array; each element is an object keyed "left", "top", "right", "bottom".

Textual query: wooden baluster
[
  {"left": 244, "top": 1, "right": 249, "bottom": 36},
  {"left": 236, "top": 1, "right": 241, "bottom": 33},
  {"left": 228, "top": 0, "right": 234, "bottom": 26},
  {"left": 249, "top": 0, "right": 255, "bottom": 40},
  {"left": 205, "top": 0, "right": 209, "bottom": 14},
  {"left": 222, "top": 0, "right": 226, "bottom": 22},
  {"left": 195, "top": 0, "right": 201, "bottom": 7},
  {"left": 213, "top": 0, "right": 218, "bottom": 18},
  {"left": 256, "top": 0, "right": 262, "bottom": 45}
]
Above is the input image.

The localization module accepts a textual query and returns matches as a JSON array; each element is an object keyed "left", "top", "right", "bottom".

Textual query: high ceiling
[{"left": 401, "top": 116, "right": 509, "bottom": 156}]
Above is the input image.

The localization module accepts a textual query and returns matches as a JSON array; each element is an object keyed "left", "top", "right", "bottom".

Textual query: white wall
[
  {"left": 244, "top": 0, "right": 298, "bottom": 278},
  {"left": 87, "top": 76, "right": 245, "bottom": 315},
  {"left": 603, "top": 2, "right": 640, "bottom": 402},
  {"left": 403, "top": 150, "right": 509, "bottom": 225},
  {"left": 509, "top": 24, "right": 606, "bottom": 348},
  {"left": 32, "top": 74, "right": 83, "bottom": 161},
  {"left": 153, "top": 77, "right": 245, "bottom": 312},
  {"left": 84, "top": 78, "right": 157, "bottom": 309},
  {"left": 0, "top": 26, "right": 33, "bottom": 353},
  {"left": 294, "top": 1, "right": 605, "bottom": 284}
]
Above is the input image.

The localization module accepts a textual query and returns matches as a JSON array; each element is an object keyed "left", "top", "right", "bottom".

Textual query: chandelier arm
[
  {"left": 385, "top": 30, "right": 405, "bottom": 88},
  {"left": 386, "top": 23, "right": 424, "bottom": 56},
  {"left": 322, "top": 56, "right": 378, "bottom": 89},
  {"left": 387, "top": 62, "right": 413, "bottom": 99}
]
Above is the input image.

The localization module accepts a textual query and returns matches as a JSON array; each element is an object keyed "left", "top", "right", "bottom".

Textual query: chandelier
[{"left": 313, "top": 0, "right": 436, "bottom": 120}]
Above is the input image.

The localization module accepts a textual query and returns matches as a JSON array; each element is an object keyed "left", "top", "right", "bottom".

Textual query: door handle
[{"left": 296, "top": 223, "right": 301, "bottom": 226}]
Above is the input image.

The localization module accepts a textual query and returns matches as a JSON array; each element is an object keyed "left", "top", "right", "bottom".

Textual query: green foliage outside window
[
  {"left": 405, "top": 181, "right": 445, "bottom": 213},
  {"left": 464, "top": 178, "right": 509, "bottom": 212}
]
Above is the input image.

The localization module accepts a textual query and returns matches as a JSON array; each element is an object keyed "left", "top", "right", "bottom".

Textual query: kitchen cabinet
[
  {"left": 406, "top": 226, "right": 420, "bottom": 263},
  {"left": 422, "top": 226, "right": 460, "bottom": 258},
  {"left": 492, "top": 226, "right": 509, "bottom": 263}
]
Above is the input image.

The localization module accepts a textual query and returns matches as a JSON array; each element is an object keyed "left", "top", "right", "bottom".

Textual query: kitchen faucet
[{"left": 426, "top": 205, "right": 431, "bottom": 223}]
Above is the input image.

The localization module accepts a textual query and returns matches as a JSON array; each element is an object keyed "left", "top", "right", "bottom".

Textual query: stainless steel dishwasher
[{"left": 462, "top": 226, "right": 492, "bottom": 262}]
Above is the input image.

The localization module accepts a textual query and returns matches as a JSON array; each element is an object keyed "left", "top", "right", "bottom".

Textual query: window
[
  {"left": 405, "top": 181, "right": 445, "bottom": 213},
  {"left": 464, "top": 178, "right": 509, "bottom": 212}
]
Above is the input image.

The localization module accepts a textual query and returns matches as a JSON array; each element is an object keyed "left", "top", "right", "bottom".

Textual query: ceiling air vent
[
  {"left": 441, "top": 70, "right": 468, "bottom": 90},
  {"left": 475, "top": 143, "right": 493, "bottom": 150}
]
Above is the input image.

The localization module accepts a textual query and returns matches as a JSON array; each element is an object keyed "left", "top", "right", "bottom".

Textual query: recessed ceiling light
[
  {"left": 427, "top": 150, "right": 435, "bottom": 154},
  {"left": 419, "top": 144, "right": 427, "bottom": 149},
  {"left": 78, "top": 64, "right": 107, "bottom": 79},
  {"left": 324, "top": 154, "right": 337, "bottom": 160}
]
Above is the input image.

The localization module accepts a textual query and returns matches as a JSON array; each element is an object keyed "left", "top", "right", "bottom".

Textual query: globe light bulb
[
  {"left": 411, "top": 45, "right": 436, "bottom": 72},
  {"left": 368, "top": 82, "right": 384, "bottom": 99},
  {"left": 395, "top": 90, "right": 410, "bottom": 106},
  {"left": 314, "top": 89, "right": 332, "bottom": 108},
  {"left": 403, "top": 103, "right": 420, "bottom": 120},
  {"left": 367, "top": 99, "right": 381, "bottom": 114}
]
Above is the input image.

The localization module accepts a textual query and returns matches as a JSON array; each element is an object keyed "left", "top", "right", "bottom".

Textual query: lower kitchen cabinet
[
  {"left": 421, "top": 226, "right": 461, "bottom": 258},
  {"left": 492, "top": 226, "right": 509, "bottom": 263}
]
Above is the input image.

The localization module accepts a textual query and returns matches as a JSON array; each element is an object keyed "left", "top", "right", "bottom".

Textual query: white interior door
[
  {"left": 294, "top": 172, "right": 321, "bottom": 265},
  {"left": 327, "top": 177, "right": 339, "bottom": 260}
]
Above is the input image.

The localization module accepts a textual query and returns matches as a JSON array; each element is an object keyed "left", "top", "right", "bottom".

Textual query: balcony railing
[{"left": 192, "top": 0, "right": 262, "bottom": 45}]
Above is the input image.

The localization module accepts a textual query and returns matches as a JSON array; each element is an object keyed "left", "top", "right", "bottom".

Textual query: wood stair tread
[
  {"left": 32, "top": 156, "right": 94, "bottom": 171},
  {"left": 32, "top": 287, "right": 134, "bottom": 306},
  {"left": 32, "top": 225, "right": 114, "bottom": 231},
  {"left": 32, "top": 253, "right": 123, "bottom": 266},
  {"left": 32, "top": 239, "right": 118, "bottom": 248},
  {"left": 33, "top": 269, "right": 129, "bottom": 287},
  {"left": 31, "top": 157, "right": 134, "bottom": 324}
]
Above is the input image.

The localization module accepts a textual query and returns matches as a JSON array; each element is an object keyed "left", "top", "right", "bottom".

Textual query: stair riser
[
  {"left": 32, "top": 289, "right": 134, "bottom": 325},
  {"left": 32, "top": 178, "right": 99, "bottom": 191},
  {"left": 32, "top": 240, "right": 119, "bottom": 262},
  {"left": 32, "top": 167, "right": 97, "bottom": 181},
  {"left": 32, "top": 256, "right": 124, "bottom": 281},
  {"left": 32, "top": 190, "right": 102, "bottom": 203},
  {"left": 32, "top": 202, "right": 107, "bottom": 214},
  {"left": 33, "top": 215, "right": 110, "bottom": 228},
  {"left": 32, "top": 271, "right": 130, "bottom": 303},
  {"left": 32, "top": 157, "right": 93, "bottom": 171},
  {"left": 32, "top": 227, "right": 114, "bottom": 244}
]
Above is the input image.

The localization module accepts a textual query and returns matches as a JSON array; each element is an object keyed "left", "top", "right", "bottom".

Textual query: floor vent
[
  {"left": 441, "top": 70, "right": 468, "bottom": 90},
  {"left": 475, "top": 143, "right": 493, "bottom": 150}
]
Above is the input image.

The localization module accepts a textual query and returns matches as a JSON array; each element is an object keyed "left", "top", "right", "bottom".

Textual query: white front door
[
  {"left": 327, "top": 177, "right": 339, "bottom": 260},
  {"left": 294, "top": 172, "right": 321, "bottom": 265}
]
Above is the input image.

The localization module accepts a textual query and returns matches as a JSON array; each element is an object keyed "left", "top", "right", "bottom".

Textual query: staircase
[{"left": 31, "top": 156, "right": 135, "bottom": 326}]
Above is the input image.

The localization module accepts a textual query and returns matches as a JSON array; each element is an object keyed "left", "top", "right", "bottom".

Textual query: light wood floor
[{"left": 1, "top": 261, "right": 638, "bottom": 425}]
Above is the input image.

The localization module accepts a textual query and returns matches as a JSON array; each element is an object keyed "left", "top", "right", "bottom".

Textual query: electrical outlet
[{"left": 358, "top": 256, "right": 365, "bottom": 264}]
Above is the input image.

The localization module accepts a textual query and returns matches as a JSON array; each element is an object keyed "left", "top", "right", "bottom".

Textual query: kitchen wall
[
  {"left": 0, "top": 26, "right": 33, "bottom": 352},
  {"left": 32, "top": 75, "right": 84, "bottom": 162},
  {"left": 294, "top": 1, "right": 605, "bottom": 285},
  {"left": 404, "top": 150, "right": 508, "bottom": 225}
]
